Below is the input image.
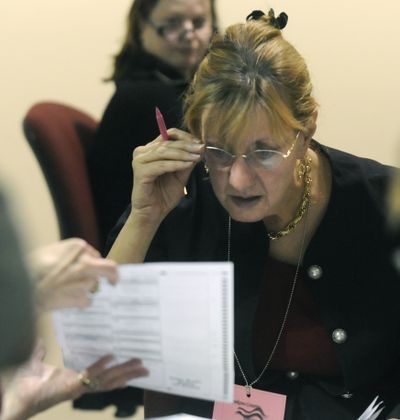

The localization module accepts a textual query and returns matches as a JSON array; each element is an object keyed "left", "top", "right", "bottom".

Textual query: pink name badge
[{"left": 213, "top": 384, "right": 286, "bottom": 420}]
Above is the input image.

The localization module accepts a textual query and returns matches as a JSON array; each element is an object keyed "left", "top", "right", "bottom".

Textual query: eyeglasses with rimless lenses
[
  {"left": 147, "top": 15, "right": 211, "bottom": 42},
  {"left": 204, "top": 131, "right": 300, "bottom": 171}
]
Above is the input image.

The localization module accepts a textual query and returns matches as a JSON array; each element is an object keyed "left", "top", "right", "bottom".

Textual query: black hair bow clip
[
  {"left": 246, "top": 8, "right": 288, "bottom": 30},
  {"left": 246, "top": 10, "right": 265, "bottom": 21}
]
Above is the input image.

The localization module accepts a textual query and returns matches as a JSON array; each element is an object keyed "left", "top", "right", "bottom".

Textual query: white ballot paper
[
  {"left": 356, "top": 396, "right": 384, "bottom": 420},
  {"left": 53, "top": 262, "right": 234, "bottom": 403}
]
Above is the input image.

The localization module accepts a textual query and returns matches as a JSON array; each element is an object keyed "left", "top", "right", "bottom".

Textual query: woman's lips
[
  {"left": 229, "top": 195, "right": 262, "bottom": 207},
  {"left": 177, "top": 45, "right": 198, "bottom": 55}
]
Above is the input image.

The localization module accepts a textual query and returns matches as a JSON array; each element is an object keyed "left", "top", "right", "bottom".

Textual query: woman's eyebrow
[
  {"left": 254, "top": 138, "right": 276, "bottom": 149},
  {"left": 204, "top": 138, "right": 220, "bottom": 146}
]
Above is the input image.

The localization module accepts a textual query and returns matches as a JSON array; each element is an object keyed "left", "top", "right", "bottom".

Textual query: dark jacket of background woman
[{"left": 87, "top": 50, "right": 187, "bottom": 249}]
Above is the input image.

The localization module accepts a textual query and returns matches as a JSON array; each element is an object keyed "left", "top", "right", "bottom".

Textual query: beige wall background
[{"left": 1, "top": 1, "right": 399, "bottom": 419}]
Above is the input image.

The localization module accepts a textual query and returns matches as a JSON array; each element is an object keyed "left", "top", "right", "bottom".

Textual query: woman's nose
[
  {"left": 228, "top": 157, "right": 255, "bottom": 191},
  {"left": 180, "top": 20, "right": 196, "bottom": 40}
]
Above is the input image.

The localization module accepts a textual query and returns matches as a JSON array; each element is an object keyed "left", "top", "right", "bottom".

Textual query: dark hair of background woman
[{"left": 110, "top": 0, "right": 218, "bottom": 81}]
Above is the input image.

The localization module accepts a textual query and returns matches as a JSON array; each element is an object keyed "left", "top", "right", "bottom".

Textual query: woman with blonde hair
[{"left": 108, "top": 9, "right": 400, "bottom": 419}]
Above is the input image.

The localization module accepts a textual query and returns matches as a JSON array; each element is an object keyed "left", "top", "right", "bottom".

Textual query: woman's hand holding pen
[
  {"left": 107, "top": 119, "right": 202, "bottom": 264},
  {"left": 131, "top": 128, "right": 203, "bottom": 223}
]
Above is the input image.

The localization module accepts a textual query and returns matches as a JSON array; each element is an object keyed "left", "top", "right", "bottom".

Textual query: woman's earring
[
  {"left": 204, "top": 162, "right": 209, "bottom": 174},
  {"left": 296, "top": 159, "right": 306, "bottom": 182}
]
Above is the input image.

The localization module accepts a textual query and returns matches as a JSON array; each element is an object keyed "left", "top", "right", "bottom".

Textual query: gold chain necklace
[{"left": 267, "top": 157, "right": 312, "bottom": 241}]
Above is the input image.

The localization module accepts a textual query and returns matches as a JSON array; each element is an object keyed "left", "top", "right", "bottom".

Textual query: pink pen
[
  {"left": 155, "top": 107, "right": 169, "bottom": 141},
  {"left": 155, "top": 106, "right": 188, "bottom": 195}
]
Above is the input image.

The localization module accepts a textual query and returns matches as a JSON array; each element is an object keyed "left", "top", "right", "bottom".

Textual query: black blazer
[{"left": 109, "top": 142, "right": 400, "bottom": 419}]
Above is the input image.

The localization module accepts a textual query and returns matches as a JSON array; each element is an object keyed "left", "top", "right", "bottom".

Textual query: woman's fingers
[
  {"left": 138, "top": 161, "right": 196, "bottom": 182},
  {"left": 100, "top": 365, "right": 149, "bottom": 391},
  {"left": 133, "top": 128, "right": 202, "bottom": 160},
  {"left": 96, "top": 359, "right": 149, "bottom": 390},
  {"left": 76, "top": 254, "right": 118, "bottom": 284},
  {"left": 55, "top": 254, "right": 118, "bottom": 286},
  {"left": 82, "top": 242, "right": 101, "bottom": 258},
  {"left": 45, "top": 283, "right": 93, "bottom": 309},
  {"left": 85, "top": 354, "right": 115, "bottom": 373},
  {"left": 132, "top": 130, "right": 203, "bottom": 182},
  {"left": 43, "top": 256, "right": 118, "bottom": 310},
  {"left": 133, "top": 140, "right": 203, "bottom": 184},
  {"left": 80, "top": 356, "right": 149, "bottom": 393},
  {"left": 130, "top": 129, "right": 202, "bottom": 219},
  {"left": 137, "top": 139, "right": 203, "bottom": 160},
  {"left": 31, "top": 238, "right": 121, "bottom": 312},
  {"left": 155, "top": 127, "right": 200, "bottom": 144}
]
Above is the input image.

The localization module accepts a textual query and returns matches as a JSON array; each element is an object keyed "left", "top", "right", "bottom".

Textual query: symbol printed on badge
[{"left": 235, "top": 402, "right": 266, "bottom": 419}]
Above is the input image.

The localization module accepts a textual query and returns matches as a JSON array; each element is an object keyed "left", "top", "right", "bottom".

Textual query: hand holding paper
[{"left": 53, "top": 262, "right": 234, "bottom": 403}]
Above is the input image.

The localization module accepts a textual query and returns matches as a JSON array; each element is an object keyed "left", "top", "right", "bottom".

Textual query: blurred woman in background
[{"left": 88, "top": 0, "right": 218, "bottom": 247}]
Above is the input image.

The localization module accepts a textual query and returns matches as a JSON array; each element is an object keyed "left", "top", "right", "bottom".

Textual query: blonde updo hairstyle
[{"left": 184, "top": 11, "right": 318, "bottom": 148}]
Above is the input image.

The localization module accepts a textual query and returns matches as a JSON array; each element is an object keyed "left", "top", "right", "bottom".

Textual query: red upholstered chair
[{"left": 23, "top": 102, "right": 102, "bottom": 250}]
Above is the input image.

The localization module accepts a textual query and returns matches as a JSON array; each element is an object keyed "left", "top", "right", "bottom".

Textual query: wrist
[
  {"left": 129, "top": 206, "right": 165, "bottom": 228},
  {"left": 127, "top": 206, "right": 167, "bottom": 228},
  {"left": 1, "top": 392, "right": 32, "bottom": 420},
  {"left": 107, "top": 210, "right": 161, "bottom": 264}
]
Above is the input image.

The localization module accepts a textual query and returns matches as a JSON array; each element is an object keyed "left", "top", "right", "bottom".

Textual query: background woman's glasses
[{"left": 148, "top": 16, "right": 211, "bottom": 43}]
